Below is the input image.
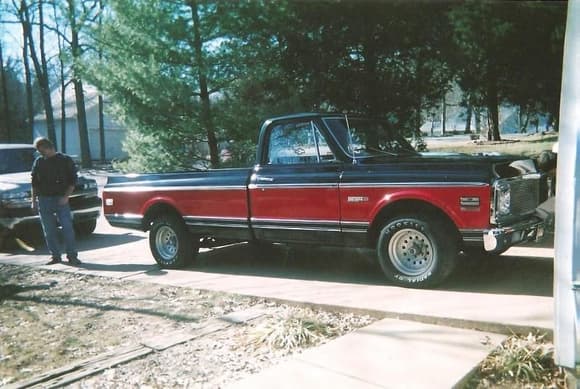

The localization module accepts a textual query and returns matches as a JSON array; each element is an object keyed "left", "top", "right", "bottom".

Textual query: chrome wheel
[
  {"left": 155, "top": 225, "right": 178, "bottom": 261},
  {"left": 388, "top": 228, "right": 434, "bottom": 277}
]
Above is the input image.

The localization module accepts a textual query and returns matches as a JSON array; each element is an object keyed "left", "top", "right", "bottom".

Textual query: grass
[
  {"left": 251, "top": 312, "right": 339, "bottom": 351},
  {"left": 469, "top": 333, "right": 568, "bottom": 388},
  {"left": 425, "top": 133, "right": 558, "bottom": 158}
]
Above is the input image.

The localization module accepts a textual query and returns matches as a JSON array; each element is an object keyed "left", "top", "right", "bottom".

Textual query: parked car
[
  {"left": 0, "top": 144, "right": 101, "bottom": 245},
  {"left": 103, "top": 113, "right": 547, "bottom": 288}
]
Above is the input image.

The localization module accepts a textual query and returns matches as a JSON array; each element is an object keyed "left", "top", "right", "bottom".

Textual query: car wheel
[
  {"left": 74, "top": 220, "right": 97, "bottom": 236},
  {"left": 149, "top": 215, "right": 197, "bottom": 268},
  {"left": 377, "top": 215, "right": 457, "bottom": 288}
]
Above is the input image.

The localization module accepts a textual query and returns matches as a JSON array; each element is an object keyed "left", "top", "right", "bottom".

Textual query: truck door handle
[{"left": 257, "top": 176, "right": 274, "bottom": 182}]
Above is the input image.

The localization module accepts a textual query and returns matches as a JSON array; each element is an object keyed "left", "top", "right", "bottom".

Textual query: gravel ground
[{"left": 0, "top": 264, "right": 375, "bottom": 388}]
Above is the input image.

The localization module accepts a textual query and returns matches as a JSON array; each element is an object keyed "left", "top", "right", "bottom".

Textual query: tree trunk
[
  {"left": 464, "top": 104, "right": 472, "bottom": 134},
  {"left": 486, "top": 73, "right": 501, "bottom": 141},
  {"left": 189, "top": 0, "right": 219, "bottom": 168},
  {"left": 99, "top": 94, "right": 105, "bottom": 162},
  {"left": 68, "top": 0, "right": 92, "bottom": 167},
  {"left": 441, "top": 94, "right": 447, "bottom": 135},
  {"left": 53, "top": 1, "right": 66, "bottom": 152},
  {"left": 475, "top": 107, "right": 481, "bottom": 134},
  {"left": 518, "top": 106, "right": 530, "bottom": 133},
  {"left": 98, "top": 0, "right": 105, "bottom": 162},
  {"left": 21, "top": 0, "right": 57, "bottom": 144},
  {"left": 21, "top": 25, "right": 34, "bottom": 142},
  {"left": 0, "top": 44, "right": 11, "bottom": 141}
]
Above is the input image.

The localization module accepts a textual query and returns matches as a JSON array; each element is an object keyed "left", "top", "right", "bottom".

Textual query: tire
[
  {"left": 74, "top": 219, "right": 97, "bottom": 236},
  {"left": 149, "top": 215, "right": 197, "bottom": 268},
  {"left": 376, "top": 215, "right": 458, "bottom": 288}
]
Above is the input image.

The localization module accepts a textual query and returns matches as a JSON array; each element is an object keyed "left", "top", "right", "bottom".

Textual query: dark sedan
[{"left": 0, "top": 144, "right": 101, "bottom": 244}]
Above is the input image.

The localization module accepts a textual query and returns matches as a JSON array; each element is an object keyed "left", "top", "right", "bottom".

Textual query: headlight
[
  {"left": 83, "top": 182, "right": 98, "bottom": 190},
  {"left": 1, "top": 191, "right": 32, "bottom": 208},
  {"left": 496, "top": 184, "right": 511, "bottom": 216}
]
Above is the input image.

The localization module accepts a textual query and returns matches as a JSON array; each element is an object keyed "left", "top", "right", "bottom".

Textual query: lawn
[{"left": 424, "top": 133, "right": 558, "bottom": 158}]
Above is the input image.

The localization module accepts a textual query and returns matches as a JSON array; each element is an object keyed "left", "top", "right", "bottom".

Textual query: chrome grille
[
  {"left": 510, "top": 177, "right": 540, "bottom": 215},
  {"left": 493, "top": 174, "right": 540, "bottom": 224}
]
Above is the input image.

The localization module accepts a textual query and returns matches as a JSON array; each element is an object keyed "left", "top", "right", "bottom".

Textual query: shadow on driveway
[
  {"left": 1, "top": 231, "right": 144, "bottom": 255},
  {"left": 190, "top": 243, "right": 553, "bottom": 297}
]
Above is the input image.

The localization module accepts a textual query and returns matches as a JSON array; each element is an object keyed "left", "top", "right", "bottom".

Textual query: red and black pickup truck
[{"left": 103, "top": 113, "right": 547, "bottom": 288}]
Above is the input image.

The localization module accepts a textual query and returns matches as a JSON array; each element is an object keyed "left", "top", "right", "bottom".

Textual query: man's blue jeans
[{"left": 38, "top": 196, "right": 77, "bottom": 260}]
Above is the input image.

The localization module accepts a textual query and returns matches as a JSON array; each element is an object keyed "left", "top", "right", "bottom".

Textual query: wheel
[
  {"left": 74, "top": 219, "right": 97, "bottom": 236},
  {"left": 149, "top": 215, "right": 197, "bottom": 268},
  {"left": 376, "top": 215, "right": 457, "bottom": 288}
]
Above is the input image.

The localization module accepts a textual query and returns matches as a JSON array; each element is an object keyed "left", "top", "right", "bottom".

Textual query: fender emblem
[{"left": 347, "top": 196, "right": 369, "bottom": 203}]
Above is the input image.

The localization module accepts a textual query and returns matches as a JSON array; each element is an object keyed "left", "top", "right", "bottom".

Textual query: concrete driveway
[{"left": 0, "top": 213, "right": 554, "bottom": 335}]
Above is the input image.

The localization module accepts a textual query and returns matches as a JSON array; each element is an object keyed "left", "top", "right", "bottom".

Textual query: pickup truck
[{"left": 103, "top": 113, "right": 547, "bottom": 288}]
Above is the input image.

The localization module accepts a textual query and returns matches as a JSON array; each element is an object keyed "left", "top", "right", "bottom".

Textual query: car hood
[
  {"left": 0, "top": 172, "right": 97, "bottom": 192},
  {"left": 0, "top": 172, "right": 31, "bottom": 191}
]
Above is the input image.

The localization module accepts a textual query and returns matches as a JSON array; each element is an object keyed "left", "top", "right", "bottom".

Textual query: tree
[
  {"left": 279, "top": 2, "right": 453, "bottom": 138},
  {"left": 15, "top": 0, "right": 57, "bottom": 143},
  {"left": 86, "top": 0, "right": 275, "bottom": 171},
  {"left": 449, "top": 1, "right": 566, "bottom": 139}
]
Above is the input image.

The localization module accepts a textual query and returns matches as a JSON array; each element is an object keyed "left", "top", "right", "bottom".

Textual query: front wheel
[
  {"left": 149, "top": 216, "right": 198, "bottom": 268},
  {"left": 377, "top": 215, "right": 457, "bottom": 288}
]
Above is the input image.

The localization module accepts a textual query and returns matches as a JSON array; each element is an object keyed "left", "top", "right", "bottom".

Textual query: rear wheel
[
  {"left": 377, "top": 215, "right": 457, "bottom": 288},
  {"left": 149, "top": 216, "right": 198, "bottom": 268}
]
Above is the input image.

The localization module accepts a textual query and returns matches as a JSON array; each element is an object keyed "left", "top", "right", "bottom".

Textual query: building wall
[{"left": 33, "top": 105, "right": 127, "bottom": 161}]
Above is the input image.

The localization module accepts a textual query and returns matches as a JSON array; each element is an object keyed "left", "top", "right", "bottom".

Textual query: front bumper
[
  {"left": 483, "top": 217, "right": 545, "bottom": 253},
  {"left": 0, "top": 196, "right": 102, "bottom": 231}
]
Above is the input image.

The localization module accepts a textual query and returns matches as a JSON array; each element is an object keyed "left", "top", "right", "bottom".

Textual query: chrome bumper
[{"left": 483, "top": 217, "right": 545, "bottom": 253}]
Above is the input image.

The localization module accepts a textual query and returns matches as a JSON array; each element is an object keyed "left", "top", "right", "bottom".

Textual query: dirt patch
[{"left": 0, "top": 264, "right": 375, "bottom": 387}]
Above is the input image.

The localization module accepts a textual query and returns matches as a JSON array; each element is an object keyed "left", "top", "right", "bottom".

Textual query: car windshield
[
  {"left": 323, "top": 117, "right": 417, "bottom": 159},
  {"left": 0, "top": 148, "right": 36, "bottom": 174}
]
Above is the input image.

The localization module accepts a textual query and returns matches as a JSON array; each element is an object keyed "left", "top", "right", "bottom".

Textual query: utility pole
[{"left": 554, "top": 0, "right": 580, "bottom": 381}]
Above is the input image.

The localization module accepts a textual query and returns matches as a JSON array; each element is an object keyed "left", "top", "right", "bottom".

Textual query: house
[{"left": 33, "top": 84, "right": 127, "bottom": 161}]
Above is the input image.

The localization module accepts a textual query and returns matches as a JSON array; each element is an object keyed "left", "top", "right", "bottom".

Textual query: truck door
[{"left": 249, "top": 119, "right": 342, "bottom": 243}]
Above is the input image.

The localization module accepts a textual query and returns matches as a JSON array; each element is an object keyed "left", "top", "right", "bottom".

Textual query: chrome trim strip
[
  {"left": 72, "top": 206, "right": 102, "bottom": 215},
  {"left": 340, "top": 182, "right": 489, "bottom": 188},
  {"left": 249, "top": 183, "right": 339, "bottom": 190},
  {"left": 252, "top": 225, "right": 341, "bottom": 233},
  {"left": 184, "top": 216, "right": 249, "bottom": 229},
  {"left": 105, "top": 185, "right": 247, "bottom": 192},
  {"left": 251, "top": 217, "right": 339, "bottom": 226},
  {"left": 105, "top": 213, "right": 143, "bottom": 221},
  {"left": 341, "top": 221, "right": 370, "bottom": 228}
]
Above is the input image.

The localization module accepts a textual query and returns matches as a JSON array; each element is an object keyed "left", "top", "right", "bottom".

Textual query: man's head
[{"left": 33, "top": 137, "right": 56, "bottom": 158}]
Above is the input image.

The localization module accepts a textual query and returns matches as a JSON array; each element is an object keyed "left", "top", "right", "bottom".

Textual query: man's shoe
[
  {"left": 46, "top": 257, "right": 62, "bottom": 265},
  {"left": 68, "top": 257, "right": 82, "bottom": 266}
]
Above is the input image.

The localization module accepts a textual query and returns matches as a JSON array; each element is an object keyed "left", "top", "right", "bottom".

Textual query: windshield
[
  {"left": 0, "top": 148, "right": 36, "bottom": 174},
  {"left": 323, "top": 117, "right": 417, "bottom": 159}
]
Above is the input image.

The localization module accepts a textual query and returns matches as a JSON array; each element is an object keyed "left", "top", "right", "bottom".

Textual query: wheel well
[
  {"left": 368, "top": 200, "right": 460, "bottom": 246},
  {"left": 142, "top": 203, "right": 183, "bottom": 231}
]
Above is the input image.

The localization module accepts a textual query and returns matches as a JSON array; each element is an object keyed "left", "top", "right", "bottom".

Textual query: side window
[{"left": 267, "top": 121, "right": 336, "bottom": 165}]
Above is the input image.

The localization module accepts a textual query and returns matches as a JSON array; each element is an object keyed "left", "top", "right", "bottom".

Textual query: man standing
[{"left": 31, "top": 137, "right": 81, "bottom": 265}]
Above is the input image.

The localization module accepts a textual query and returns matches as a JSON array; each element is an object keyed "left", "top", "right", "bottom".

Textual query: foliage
[
  {"left": 64, "top": 0, "right": 570, "bottom": 171},
  {"left": 448, "top": 1, "right": 566, "bottom": 140},
  {"left": 0, "top": 56, "right": 39, "bottom": 141}
]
